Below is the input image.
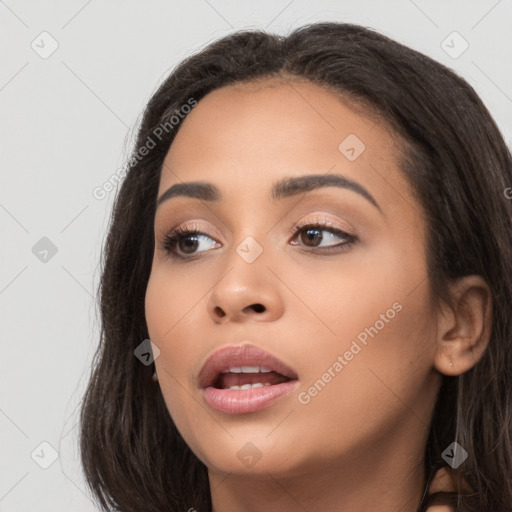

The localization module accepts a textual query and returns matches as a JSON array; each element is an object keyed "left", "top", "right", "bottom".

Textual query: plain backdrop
[{"left": 1, "top": 1, "right": 511, "bottom": 510}]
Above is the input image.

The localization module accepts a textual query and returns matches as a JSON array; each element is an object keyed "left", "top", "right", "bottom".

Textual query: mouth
[
  {"left": 212, "top": 366, "right": 292, "bottom": 390},
  {"left": 198, "top": 344, "right": 299, "bottom": 414}
]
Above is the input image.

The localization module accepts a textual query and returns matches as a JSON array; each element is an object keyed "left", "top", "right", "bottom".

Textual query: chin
[{"left": 190, "top": 435, "right": 313, "bottom": 480}]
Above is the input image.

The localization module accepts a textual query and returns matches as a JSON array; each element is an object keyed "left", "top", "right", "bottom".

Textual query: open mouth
[
  {"left": 198, "top": 344, "right": 299, "bottom": 414},
  {"left": 211, "top": 366, "right": 293, "bottom": 390}
]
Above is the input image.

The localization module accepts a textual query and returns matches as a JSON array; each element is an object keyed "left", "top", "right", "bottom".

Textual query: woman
[{"left": 80, "top": 22, "right": 512, "bottom": 511}]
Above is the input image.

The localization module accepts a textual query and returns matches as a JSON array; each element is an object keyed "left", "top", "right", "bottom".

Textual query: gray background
[{"left": 1, "top": 1, "right": 511, "bottom": 510}]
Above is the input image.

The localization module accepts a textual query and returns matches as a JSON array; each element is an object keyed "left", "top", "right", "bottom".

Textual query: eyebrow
[{"left": 156, "top": 173, "right": 382, "bottom": 212}]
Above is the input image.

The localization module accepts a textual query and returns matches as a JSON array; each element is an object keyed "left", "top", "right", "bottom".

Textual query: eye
[
  {"left": 290, "top": 221, "right": 357, "bottom": 253},
  {"left": 161, "top": 224, "right": 220, "bottom": 260},
  {"left": 160, "top": 220, "right": 357, "bottom": 261}
]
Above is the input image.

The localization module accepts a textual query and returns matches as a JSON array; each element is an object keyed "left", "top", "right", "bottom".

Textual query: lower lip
[{"left": 202, "top": 380, "right": 299, "bottom": 414}]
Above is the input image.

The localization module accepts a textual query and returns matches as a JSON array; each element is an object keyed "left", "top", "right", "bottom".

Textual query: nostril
[
  {"left": 251, "top": 304, "right": 265, "bottom": 313},
  {"left": 214, "top": 306, "right": 226, "bottom": 317}
]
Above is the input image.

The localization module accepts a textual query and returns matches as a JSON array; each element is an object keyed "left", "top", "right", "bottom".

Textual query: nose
[{"left": 206, "top": 248, "right": 285, "bottom": 324}]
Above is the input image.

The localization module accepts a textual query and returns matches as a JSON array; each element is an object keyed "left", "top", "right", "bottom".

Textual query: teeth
[
  {"left": 226, "top": 382, "right": 271, "bottom": 390},
  {"left": 241, "top": 366, "right": 259, "bottom": 373},
  {"left": 221, "top": 365, "right": 273, "bottom": 374}
]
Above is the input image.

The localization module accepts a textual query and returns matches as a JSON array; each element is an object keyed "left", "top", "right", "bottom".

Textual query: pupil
[
  {"left": 303, "top": 228, "right": 322, "bottom": 246},
  {"left": 180, "top": 235, "right": 199, "bottom": 253}
]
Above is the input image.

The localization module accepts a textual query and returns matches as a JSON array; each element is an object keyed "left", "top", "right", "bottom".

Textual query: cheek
[
  {"left": 294, "top": 277, "right": 438, "bottom": 443},
  {"left": 145, "top": 265, "right": 207, "bottom": 335},
  {"left": 145, "top": 263, "right": 214, "bottom": 354},
  {"left": 144, "top": 266, "right": 213, "bottom": 441},
  {"left": 291, "top": 241, "right": 437, "bottom": 422},
  {"left": 145, "top": 265, "right": 210, "bottom": 375},
  {"left": 283, "top": 236, "right": 430, "bottom": 344}
]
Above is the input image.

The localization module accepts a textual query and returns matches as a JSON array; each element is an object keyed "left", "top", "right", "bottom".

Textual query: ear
[{"left": 434, "top": 275, "right": 493, "bottom": 376}]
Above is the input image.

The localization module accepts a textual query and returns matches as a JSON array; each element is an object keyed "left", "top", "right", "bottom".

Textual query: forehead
[
  {"left": 157, "top": 78, "right": 414, "bottom": 218},
  {"left": 164, "top": 77, "right": 391, "bottom": 163}
]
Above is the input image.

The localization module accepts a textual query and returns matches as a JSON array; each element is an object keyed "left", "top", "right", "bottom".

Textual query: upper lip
[{"left": 198, "top": 343, "right": 299, "bottom": 389}]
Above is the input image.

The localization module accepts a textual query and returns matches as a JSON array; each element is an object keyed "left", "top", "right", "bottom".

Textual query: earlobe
[{"left": 434, "top": 275, "right": 493, "bottom": 376}]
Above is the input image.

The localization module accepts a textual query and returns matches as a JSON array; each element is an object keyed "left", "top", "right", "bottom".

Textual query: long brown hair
[{"left": 79, "top": 22, "right": 512, "bottom": 511}]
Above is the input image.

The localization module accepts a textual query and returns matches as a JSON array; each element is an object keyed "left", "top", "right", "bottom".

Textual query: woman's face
[{"left": 145, "top": 78, "right": 442, "bottom": 480}]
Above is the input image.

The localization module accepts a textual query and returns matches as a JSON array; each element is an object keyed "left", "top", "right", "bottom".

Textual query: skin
[{"left": 144, "top": 77, "right": 492, "bottom": 512}]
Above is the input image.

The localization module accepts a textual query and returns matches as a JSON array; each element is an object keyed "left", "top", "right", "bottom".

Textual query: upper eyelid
[
  {"left": 166, "top": 218, "right": 355, "bottom": 243},
  {"left": 293, "top": 215, "right": 355, "bottom": 235},
  {"left": 165, "top": 213, "right": 355, "bottom": 236}
]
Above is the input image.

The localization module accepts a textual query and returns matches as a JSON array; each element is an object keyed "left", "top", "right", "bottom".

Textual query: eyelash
[{"left": 161, "top": 221, "right": 357, "bottom": 261}]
